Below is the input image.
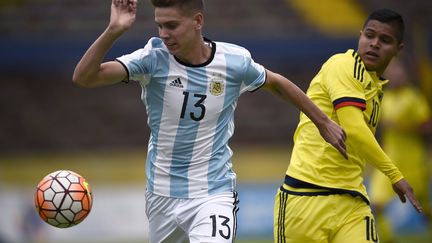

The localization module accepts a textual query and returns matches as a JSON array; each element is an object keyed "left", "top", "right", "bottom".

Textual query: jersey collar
[{"left": 174, "top": 37, "right": 216, "bottom": 67}]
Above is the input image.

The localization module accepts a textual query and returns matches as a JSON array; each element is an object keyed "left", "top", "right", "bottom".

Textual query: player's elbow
[
  {"left": 72, "top": 72, "right": 97, "bottom": 88},
  {"left": 262, "top": 71, "right": 284, "bottom": 94}
]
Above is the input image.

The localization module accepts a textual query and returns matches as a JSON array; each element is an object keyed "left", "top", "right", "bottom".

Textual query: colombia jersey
[{"left": 286, "top": 49, "right": 401, "bottom": 203}]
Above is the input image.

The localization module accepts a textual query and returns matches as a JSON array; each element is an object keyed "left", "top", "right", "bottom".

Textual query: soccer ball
[{"left": 34, "top": 170, "right": 93, "bottom": 228}]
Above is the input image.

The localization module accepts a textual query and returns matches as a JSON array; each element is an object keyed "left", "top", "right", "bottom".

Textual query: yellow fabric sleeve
[{"left": 336, "top": 106, "right": 404, "bottom": 184}]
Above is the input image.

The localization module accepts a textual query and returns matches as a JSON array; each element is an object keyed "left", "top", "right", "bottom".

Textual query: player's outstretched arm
[
  {"left": 336, "top": 106, "right": 423, "bottom": 213},
  {"left": 263, "top": 69, "right": 347, "bottom": 159},
  {"left": 392, "top": 179, "right": 423, "bottom": 213},
  {"left": 72, "top": 0, "right": 138, "bottom": 88}
]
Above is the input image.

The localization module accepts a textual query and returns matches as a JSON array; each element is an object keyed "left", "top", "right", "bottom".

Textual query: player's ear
[
  {"left": 193, "top": 12, "right": 204, "bottom": 30},
  {"left": 397, "top": 42, "right": 404, "bottom": 53}
]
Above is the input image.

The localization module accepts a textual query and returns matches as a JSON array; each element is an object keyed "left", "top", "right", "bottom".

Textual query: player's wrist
[
  {"left": 105, "top": 24, "right": 128, "bottom": 38},
  {"left": 313, "top": 112, "right": 331, "bottom": 130}
]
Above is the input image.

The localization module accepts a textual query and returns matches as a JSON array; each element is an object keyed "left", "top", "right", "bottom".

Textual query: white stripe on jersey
[
  {"left": 187, "top": 54, "right": 227, "bottom": 197},
  {"left": 117, "top": 37, "right": 266, "bottom": 198},
  {"left": 152, "top": 56, "right": 188, "bottom": 196}
]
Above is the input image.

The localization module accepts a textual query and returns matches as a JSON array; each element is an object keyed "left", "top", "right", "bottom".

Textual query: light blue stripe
[
  {"left": 208, "top": 53, "right": 243, "bottom": 194},
  {"left": 145, "top": 40, "right": 170, "bottom": 193},
  {"left": 169, "top": 66, "right": 209, "bottom": 197}
]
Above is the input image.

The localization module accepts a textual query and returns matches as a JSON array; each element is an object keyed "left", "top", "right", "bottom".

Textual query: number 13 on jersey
[{"left": 180, "top": 91, "right": 207, "bottom": 121}]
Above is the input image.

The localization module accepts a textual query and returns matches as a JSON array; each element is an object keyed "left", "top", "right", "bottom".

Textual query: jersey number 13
[{"left": 180, "top": 91, "right": 207, "bottom": 121}]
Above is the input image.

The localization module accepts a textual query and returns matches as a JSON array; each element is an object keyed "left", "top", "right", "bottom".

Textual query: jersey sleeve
[
  {"left": 337, "top": 106, "right": 404, "bottom": 183},
  {"left": 240, "top": 50, "right": 266, "bottom": 93},
  {"left": 116, "top": 38, "right": 160, "bottom": 85},
  {"left": 321, "top": 54, "right": 367, "bottom": 111}
]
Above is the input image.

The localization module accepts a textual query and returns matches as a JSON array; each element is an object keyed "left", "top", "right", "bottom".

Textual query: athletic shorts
[
  {"left": 145, "top": 191, "right": 239, "bottom": 243},
  {"left": 274, "top": 187, "right": 379, "bottom": 243}
]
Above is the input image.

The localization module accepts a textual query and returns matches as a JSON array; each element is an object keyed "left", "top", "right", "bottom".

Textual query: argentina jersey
[{"left": 116, "top": 37, "right": 266, "bottom": 198}]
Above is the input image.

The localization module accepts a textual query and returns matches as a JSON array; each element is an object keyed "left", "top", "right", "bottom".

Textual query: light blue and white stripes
[{"left": 117, "top": 37, "right": 266, "bottom": 198}]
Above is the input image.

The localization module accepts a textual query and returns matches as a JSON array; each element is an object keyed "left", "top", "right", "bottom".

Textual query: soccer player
[
  {"left": 369, "top": 59, "right": 431, "bottom": 242},
  {"left": 274, "top": 9, "right": 423, "bottom": 243},
  {"left": 72, "top": 0, "right": 347, "bottom": 242}
]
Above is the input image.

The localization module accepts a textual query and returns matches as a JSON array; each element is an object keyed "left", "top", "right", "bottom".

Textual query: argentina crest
[{"left": 209, "top": 73, "right": 224, "bottom": 96}]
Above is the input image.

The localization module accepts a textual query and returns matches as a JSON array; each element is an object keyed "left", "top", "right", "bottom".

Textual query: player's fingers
[
  {"left": 328, "top": 133, "right": 347, "bottom": 159},
  {"left": 333, "top": 141, "right": 347, "bottom": 160},
  {"left": 337, "top": 127, "right": 347, "bottom": 159},
  {"left": 127, "top": 0, "right": 135, "bottom": 6},
  {"left": 406, "top": 191, "right": 423, "bottom": 213},
  {"left": 342, "top": 149, "right": 348, "bottom": 160},
  {"left": 115, "top": 0, "right": 124, "bottom": 7},
  {"left": 128, "top": 0, "right": 138, "bottom": 12},
  {"left": 336, "top": 134, "right": 348, "bottom": 159},
  {"left": 341, "top": 148, "right": 348, "bottom": 159},
  {"left": 338, "top": 132, "right": 346, "bottom": 149},
  {"left": 342, "top": 128, "right": 347, "bottom": 141},
  {"left": 396, "top": 191, "right": 406, "bottom": 203},
  {"left": 113, "top": 0, "right": 125, "bottom": 7}
]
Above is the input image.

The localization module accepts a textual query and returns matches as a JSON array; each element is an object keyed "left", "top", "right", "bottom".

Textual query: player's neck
[{"left": 176, "top": 38, "right": 212, "bottom": 66}]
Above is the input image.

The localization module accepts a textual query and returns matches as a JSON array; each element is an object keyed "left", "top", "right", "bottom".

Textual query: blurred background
[{"left": 0, "top": 0, "right": 431, "bottom": 242}]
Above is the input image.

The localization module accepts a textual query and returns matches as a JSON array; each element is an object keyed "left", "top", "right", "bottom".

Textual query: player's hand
[
  {"left": 392, "top": 178, "right": 423, "bottom": 213},
  {"left": 109, "top": 0, "right": 138, "bottom": 34},
  {"left": 319, "top": 119, "right": 348, "bottom": 159}
]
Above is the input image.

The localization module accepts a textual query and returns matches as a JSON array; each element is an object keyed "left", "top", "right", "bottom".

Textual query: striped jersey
[
  {"left": 286, "top": 49, "right": 390, "bottom": 203},
  {"left": 116, "top": 37, "right": 266, "bottom": 198}
]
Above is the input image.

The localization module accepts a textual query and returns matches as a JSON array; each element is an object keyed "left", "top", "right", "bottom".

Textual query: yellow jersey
[
  {"left": 381, "top": 85, "right": 430, "bottom": 169},
  {"left": 286, "top": 49, "right": 394, "bottom": 203}
]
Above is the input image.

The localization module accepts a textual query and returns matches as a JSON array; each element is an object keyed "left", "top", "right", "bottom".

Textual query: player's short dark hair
[
  {"left": 363, "top": 8, "right": 405, "bottom": 43},
  {"left": 150, "top": 0, "right": 204, "bottom": 15}
]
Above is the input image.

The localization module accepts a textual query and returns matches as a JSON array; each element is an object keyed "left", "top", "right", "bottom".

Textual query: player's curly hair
[
  {"left": 364, "top": 8, "right": 405, "bottom": 43},
  {"left": 150, "top": 0, "right": 204, "bottom": 14}
]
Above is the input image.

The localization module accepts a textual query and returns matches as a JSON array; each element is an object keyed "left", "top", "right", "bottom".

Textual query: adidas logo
[{"left": 169, "top": 78, "right": 184, "bottom": 88}]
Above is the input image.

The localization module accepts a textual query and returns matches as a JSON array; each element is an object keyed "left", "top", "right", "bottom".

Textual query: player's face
[
  {"left": 155, "top": 7, "right": 202, "bottom": 58},
  {"left": 358, "top": 20, "right": 403, "bottom": 76}
]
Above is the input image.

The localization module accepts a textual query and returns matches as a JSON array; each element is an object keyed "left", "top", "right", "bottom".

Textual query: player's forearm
[
  {"left": 72, "top": 28, "right": 123, "bottom": 87},
  {"left": 337, "top": 106, "right": 403, "bottom": 183},
  {"left": 264, "top": 69, "right": 347, "bottom": 157},
  {"left": 264, "top": 70, "right": 332, "bottom": 131}
]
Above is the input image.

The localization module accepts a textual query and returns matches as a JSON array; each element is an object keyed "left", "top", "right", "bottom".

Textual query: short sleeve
[
  {"left": 321, "top": 55, "right": 366, "bottom": 110},
  {"left": 116, "top": 38, "right": 161, "bottom": 85},
  {"left": 241, "top": 51, "right": 266, "bottom": 92}
]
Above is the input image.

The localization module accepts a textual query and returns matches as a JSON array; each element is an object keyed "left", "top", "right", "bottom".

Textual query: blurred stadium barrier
[{"left": 0, "top": 185, "right": 149, "bottom": 243}]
